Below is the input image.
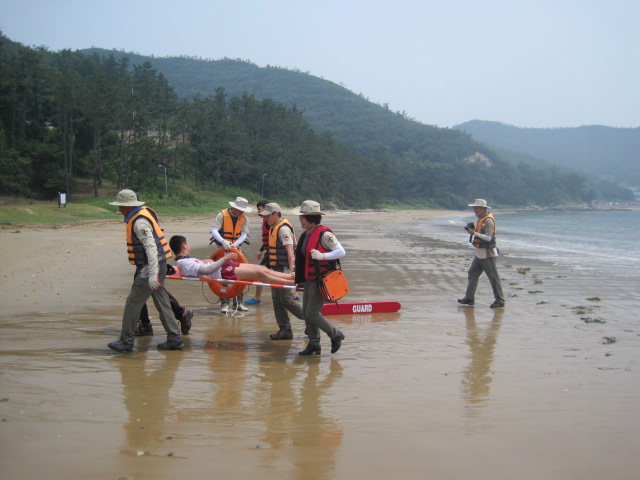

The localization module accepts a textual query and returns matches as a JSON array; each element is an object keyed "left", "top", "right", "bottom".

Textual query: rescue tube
[{"left": 208, "top": 247, "right": 248, "bottom": 299}]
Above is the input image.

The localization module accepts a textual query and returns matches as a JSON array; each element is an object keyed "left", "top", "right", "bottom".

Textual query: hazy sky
[{"left": 2, "top": 0, "right": 638, "bottom": 129}]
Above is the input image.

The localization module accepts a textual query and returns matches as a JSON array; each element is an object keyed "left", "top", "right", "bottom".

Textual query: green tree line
[
  {"left": 3, "top": 34, "right": 629, "bottom": 208},
  {"left": 0, "top": 35, "right": 386, "bottom": 208}
]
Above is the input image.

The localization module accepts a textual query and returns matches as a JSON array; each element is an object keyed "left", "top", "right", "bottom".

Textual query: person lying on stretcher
[{"left": 169, "top": 235, "right": 295, "bottom": 286}]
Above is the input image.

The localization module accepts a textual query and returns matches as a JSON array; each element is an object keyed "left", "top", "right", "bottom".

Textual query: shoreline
[{"left": 1, "top": 208, "right": 638, "bottom": 479}]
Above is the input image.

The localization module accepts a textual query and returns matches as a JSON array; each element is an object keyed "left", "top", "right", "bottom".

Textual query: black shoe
[
  {"left": 299, "top": 344, "right": 321, "bottom": 356},
  {"left": 180, "top": 309, "right": 193, "bottom": 335},
  {"left": 457, "top": 298, "right": 474, "bottom": 306},
  {"left": 490, "top": 300, "right": 505, "bottom": 308},
  {"left": 157, "top": 338, "right": 184, "bottom": 351},
  {"left": 330, "top": 332, "right": 345, "bottom": 353},
  {"left": 108, "top": 338, "right": 133, "bottom": 352},
  {"left": 134, "top": 322, "right": 154, "bottom": 336},
  {"left": 269, "top": 328, "right": 293, "bottom": 340}
]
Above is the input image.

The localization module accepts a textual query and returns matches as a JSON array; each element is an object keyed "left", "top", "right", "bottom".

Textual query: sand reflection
[
  {"left": 258, "top": 350, "right": 343, "bottom": 479},
  {"left": 114, "top": 347, "right": 184, "bottom": 476},
  {"left": 459, "top": 307, "right": 503, "bottom": 415}
]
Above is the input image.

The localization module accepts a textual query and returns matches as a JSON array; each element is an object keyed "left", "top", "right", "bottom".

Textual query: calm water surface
[{"left": 415, "top": 209, "right": 640, "bottom": 278}]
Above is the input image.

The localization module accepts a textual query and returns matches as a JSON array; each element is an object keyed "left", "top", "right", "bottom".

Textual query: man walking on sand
[
  {"left": 107, "top": 189, "right": 184, "bottom": 352},
  {"left": 457, "top": 198, "right": 505, "bottom": 309},
  {"left": 260, "top": 203, "right": 304, "bottom": 340}
]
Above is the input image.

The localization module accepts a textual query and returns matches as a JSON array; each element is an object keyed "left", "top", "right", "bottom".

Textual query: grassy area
[
  {"left": 1, "top": 183, "right": 281, "bottom": 227},
  {"left": 0, "top": 199, "right": 118, "bottom": 226},
  {"left": 0, "top": 180, "right": 435, "bottom": 227}
]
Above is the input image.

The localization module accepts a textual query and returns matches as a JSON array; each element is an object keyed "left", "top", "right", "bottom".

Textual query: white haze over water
[{"left": 417, "top": 209, "right": 640, "bottom": 279}]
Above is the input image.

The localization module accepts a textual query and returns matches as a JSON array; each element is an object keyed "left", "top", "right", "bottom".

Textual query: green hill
[
  {"left": 83, "top": 48, "right": 480, "bottom": 159},
  {"left": 0, "top": 35, "right": 633, "bottom": 209},
  {"left": 454, "top": 120, "right": 640, "bottom": 189},
  {"left": 83, "top": 48, "right": 635, "bottom": 206}
]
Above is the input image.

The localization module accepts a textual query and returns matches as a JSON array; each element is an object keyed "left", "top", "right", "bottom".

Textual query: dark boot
[
  {"left": 157, "top": 337, "right": 184, "bottom": 351},
  {"left": 299, "top": 344, "right": 321, "bottom": 356},
  {"left": 180, "top": 309, "right": 193, "bottom": 334},
  {"left": 134, "top": 322, "right": 154, "bottom": 336},
  {"left": 270, "top": 327, "right": 293, "bottom": 340},
  {"left": 108, "top": 338, "right": 134, "bottom": 352},
  {"left": 457, "top": 298, "right": 475, "bottom": 306},
  {"left": 330, "top": 331, "right": 345, "bottom": 353}
]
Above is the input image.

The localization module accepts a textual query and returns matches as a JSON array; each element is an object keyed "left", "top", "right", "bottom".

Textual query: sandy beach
[{"left": 0, "top": 209, "right": 638, "bottom": 479}]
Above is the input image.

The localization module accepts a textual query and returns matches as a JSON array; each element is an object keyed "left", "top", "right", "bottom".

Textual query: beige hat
[
  {"left": 258, "top": 202, "right": 282, "bottom": 216},
  {"left": 468, "top": 199, "right": 490, "bottom": 208},
  {"left": 229, "top": 196, "right": 252, "bottom": 212},
  {"left": 109, "top": 189, "right": 145, "bottom": 207},
  {"left": 292, "top": 200, "right": 324, "bottom": 216}
]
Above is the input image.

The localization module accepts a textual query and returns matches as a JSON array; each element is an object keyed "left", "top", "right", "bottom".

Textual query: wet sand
[{"left": 1, "top": 210, "right": 638, "bottom": 479}]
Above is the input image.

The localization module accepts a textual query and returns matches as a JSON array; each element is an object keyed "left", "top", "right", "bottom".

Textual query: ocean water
[{"left": 414, "top": 208, "right": 640, "bottom": 279}]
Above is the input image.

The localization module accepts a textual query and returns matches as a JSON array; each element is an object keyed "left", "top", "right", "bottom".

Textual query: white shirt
[{"left": 176, "top": 256, "right": 224, "bottom": 279}]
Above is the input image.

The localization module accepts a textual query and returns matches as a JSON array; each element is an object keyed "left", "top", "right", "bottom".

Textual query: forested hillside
[
  {"left": 455, "top": 120, "right": 640, "bottom": 189},
  {"left": 0, "top": 34, "right": 633, "bottom": 208}
]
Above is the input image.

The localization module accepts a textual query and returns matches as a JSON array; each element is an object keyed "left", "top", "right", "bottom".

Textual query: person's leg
[
  {"left": 233, "top": 291, "right": 245, "bottom": 308},
  {"left": 166, "top": 289, "right": 185, "bottom": 320},
  {"left": 281, "top": 287, "right": 303, "bottom": 320},
  {"left": 270, "top": 287, "right": 293, "bottom": 339},
  {"left": 482, "top": 257, "right": 505, "bottom": 304},
  {"left": 150, "top": 263, "right": 182, "bottom": 349},
  {"left": 247, "top": 253, "right": 268, "bottom": 303},
  {"left": 135, "top": 302, "right": 155, "bottom": 336},
  {"left": 235, "top": 265, "right": 294, "bottom": 285},
  {"left": 246, "top": 285, "right": 263, "bottom": 304},
  {"left": 135, "top": 267, "right": 154, "bottom": 335},
  {"left": 301, "top": 282, "right": 319, "bottom": 347},
  {"left": 464, "top": 256, "right": 483, "bottom": 301},
  {"left": 302, "top": 281, "right": 341, "bottom": 346},
  {"left": 166, "top": 289, "right": 192, "bottom": 334},
  {"left": 110, "top": 273, "right": 152, "bottom": 350},
  {"left": 139, "top": 303, "right": 151, "bottom": 323}
]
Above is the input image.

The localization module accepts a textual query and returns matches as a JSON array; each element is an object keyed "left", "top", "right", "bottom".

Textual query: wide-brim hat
[
  {"left": 109, "top": 189, "right": 145, "bottom": 207},
  {"left": 258, "top": 202, "right": 282, "bottom": 216},
  {"left": 229, "top": 196, "right": 252, "bottom": 212},
  {"left": 292, "top": 200, "right": 325, "bottom": 216},
  {"left": 468, "top": 198, "right": 490, "bottom": 208}
]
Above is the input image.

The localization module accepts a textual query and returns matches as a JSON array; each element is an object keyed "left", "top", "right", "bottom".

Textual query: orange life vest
[
  {"left": 218, "top": 208, "right": 245, "bottom": 243},
  {"left": 125, "top": 207, "right": 171, "bottom": 265},
  {"left": 473, "top": 213, "right": 497, "bottom": 249},
  {"left": 268, "top": 218, "right": 296, "bottom": 268}
]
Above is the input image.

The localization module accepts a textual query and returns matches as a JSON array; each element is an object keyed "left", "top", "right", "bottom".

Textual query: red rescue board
[{"left": 321, "top": 301, "right": 401, "bottom": 315}]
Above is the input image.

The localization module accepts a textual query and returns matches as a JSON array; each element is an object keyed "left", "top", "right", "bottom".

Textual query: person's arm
[
  {"left": 312, "top": 243, "right": 345, "bottom": 261},
  {"left": 310, "top": 231, "right": 346, "bottom": 261},
  {"left": 233, "top": 217, "right": 249, "bottom": 247},
  {"left": 197, "top": 253, "right": 236, "bottom": 276},
  {"left": 284, "top": 244, "right": 295, "bottom": 273},
  {"left": 234, "top": 232, "right": 247, "bottom": 247},
  {"left": 210, "top": 213, "right": 231, "bottom": 250},
  {"left": 473, "top": 218, "right": 496, "bottom": 242},
  {"left": 473, "top": 231, "right": 493, "bottom": 242},
  {"left": 136, "top": 219, "right": 161, "bottom": 289}
]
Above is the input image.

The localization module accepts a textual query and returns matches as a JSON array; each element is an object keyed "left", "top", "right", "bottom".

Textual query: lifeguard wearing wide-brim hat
[
  {"left": 291, "top": 199, "right": 325, "bottom": 216},
  {"left": 468, "top": 198, "right": 491, "bottom": 210},
  {"left": 292, "top": 200, "right": 347, "bottom": 356},
  {"left": 106, "top": 189, "right": 185, "bottom": 352},
  {"left": 109, "top": 189, "right": 146, "bottom": 207},
  {"left": 210, "top": 196, "right": 253, "bottom": 312},
  {"left": 210, "top": 196, "right": 253, "bottom": 250},
  {"left": 457, "top": 198, "right": 505, "bottom": 309}
]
